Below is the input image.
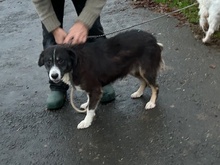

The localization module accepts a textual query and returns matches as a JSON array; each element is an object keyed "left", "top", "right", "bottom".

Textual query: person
[{"left": 32, "top": 0, "right": 115, "bottom": 110}]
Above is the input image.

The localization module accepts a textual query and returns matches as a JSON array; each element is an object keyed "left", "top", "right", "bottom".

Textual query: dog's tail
[
  {"left": 70, "top": 88, "right": 87, "bottom": 113},
  {"left": 157, "top": 42, "right": 166, "bottom": 71}
]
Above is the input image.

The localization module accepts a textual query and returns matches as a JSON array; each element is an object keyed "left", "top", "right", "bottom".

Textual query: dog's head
[{"left": 38, "top": 45, "right": 77, "bottom": 83}]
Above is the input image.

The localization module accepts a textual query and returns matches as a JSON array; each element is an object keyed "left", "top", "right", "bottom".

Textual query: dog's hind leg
[
  {"left": 145, "top": 84, "right": 159, "bottom": 109},
  {"left": 131, "top": 78, "right": 146, "bottom": 98},
  {"left": 199, "top": 7, "right": 209, "bottom": 32},
  {"left": 77, "top": 87, "right": 102, "bottom": 129},
  {"left": 139, "top": 69, "right": 159, "bottom": 110},
  {"left": 202, "top": 12, "right": 220, "bottom": 43}
]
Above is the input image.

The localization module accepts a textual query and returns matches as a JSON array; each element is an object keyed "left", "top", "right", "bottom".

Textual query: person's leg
[
  {"left": 72, "top": 0, "right": 115, "bottom": 103},
  {"left": 42, "top": 0, "right": 69, "bottom": 109}
]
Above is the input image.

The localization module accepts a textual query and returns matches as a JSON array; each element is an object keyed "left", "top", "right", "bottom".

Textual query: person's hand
[
  {"left": 64, "top": 21, "right": 88, "bottom": 45},
  {"left": 52, "top": 27, "right": 67, "bottom": 44}
]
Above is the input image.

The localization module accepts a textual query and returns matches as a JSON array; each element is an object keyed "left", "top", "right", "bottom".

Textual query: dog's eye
[
  {"left": 57, "top": 59, "right": 64, "bottom": 64},
  {"left": 46, "top": 60, "right": 52, "bottom": 65}
]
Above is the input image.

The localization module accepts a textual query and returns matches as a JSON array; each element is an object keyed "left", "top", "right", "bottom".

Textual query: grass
[{"left": 153, "top": 0, "right": 199, "bottom": 24}]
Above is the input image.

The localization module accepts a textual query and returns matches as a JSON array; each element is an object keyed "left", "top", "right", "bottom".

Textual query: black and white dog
[{"left": 38, "top": 30, "right": 163, "bottom": 129}]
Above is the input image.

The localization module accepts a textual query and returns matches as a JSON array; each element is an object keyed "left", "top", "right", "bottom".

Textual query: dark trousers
[{"left": 42, "top": 0, "right": 105, "bottom": 92}]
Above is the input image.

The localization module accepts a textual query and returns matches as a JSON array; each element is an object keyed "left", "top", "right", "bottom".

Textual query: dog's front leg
[{"left": 77, "top": 88, "right": 102, "bottom": 129}]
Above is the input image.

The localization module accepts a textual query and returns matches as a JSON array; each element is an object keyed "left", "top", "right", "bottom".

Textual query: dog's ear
[
  {"left": 67, "top": 49, "right": 78, "bottom": 67},
  {"left": 38, "top": 51, "right": 45, "bottom": 67}
]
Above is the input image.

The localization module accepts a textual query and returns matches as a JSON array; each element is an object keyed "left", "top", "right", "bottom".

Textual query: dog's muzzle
[{"left": 49, "top": 66, "right": 61, "bottom": 83}]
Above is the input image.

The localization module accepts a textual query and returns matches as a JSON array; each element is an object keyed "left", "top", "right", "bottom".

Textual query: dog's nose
[{"left": 51, "top": 73, "right": 58, "bottom": 79}]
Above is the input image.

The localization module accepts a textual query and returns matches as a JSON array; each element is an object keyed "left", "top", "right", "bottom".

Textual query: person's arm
[
  {"left": 32, "top": 0, "right": 60, "bottom": 32},
  {"left": 77, "top": 0, "right": 107, "bottom": 29},
  {"left": 64, "top": 0, "right": 107, "bottom": 44},
  {"left": 32, "top": 0, "right": 67, "bottom": 44}
]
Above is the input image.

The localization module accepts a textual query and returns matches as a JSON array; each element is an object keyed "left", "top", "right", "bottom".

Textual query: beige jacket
[{"left": 32, "top": 0, "right": 107, "bottom": 32}]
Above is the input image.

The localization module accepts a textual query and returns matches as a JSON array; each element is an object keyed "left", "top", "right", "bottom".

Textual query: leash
[
  {"left": 88, "top": 2, "right": 198, "bottom": 39},
  {"left": 70, "top": 87, "right": 87, "bottom": 113},
  {"left": 68, "top": 72, "right": 87, "bottom": 113}
]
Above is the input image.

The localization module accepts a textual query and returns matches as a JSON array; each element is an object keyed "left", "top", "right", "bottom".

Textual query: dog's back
[
  {"left": 80, "top": 30, "right": 162, "bottom": 86},
  {"left": 110, "top": 29, "right": 162, "bottom": 74}
]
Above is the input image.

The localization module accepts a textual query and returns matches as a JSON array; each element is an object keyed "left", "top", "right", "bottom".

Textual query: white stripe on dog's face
[{"left": 48, "top": 48, "right": 61, "bottom": 83}]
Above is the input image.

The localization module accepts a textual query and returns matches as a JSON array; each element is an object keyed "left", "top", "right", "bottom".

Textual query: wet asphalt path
[{"left": 0, "top": 0, "right": 220, "bottom": 164}]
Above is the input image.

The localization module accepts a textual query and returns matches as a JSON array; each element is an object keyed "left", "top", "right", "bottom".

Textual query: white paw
[
  {"left": 80, "top": 102, "right": 88, "bottom": 109},
  {"left": 77, "top": 119, "right": 92, "bottom": 129},
  {"left": 202, "top": 37, "right": 209, "bottom": 43},
  {"left": 131, "top": 92, "right": 142, "bottom": 98},
  {"left": 77, "top": 110, "right": 95, "bottom": 129},
  {"left": 145, "top": 101, "right": 156, "bottom": 110}
]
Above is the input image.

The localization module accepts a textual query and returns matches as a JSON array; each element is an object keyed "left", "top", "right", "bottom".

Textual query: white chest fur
[
  {"left": 61, "top": 73, "right": 83, "bottom": 91},
  {"left": 62, "top": 73, "right": 71, "bottom": 86}
]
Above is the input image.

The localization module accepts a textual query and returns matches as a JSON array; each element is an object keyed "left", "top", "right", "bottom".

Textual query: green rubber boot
[
  {"left": 46, "top": 91, "right": 66, "bottom": 110},
  {"left": 100, "top": 84, "right": 116, "bottom": 104}
]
